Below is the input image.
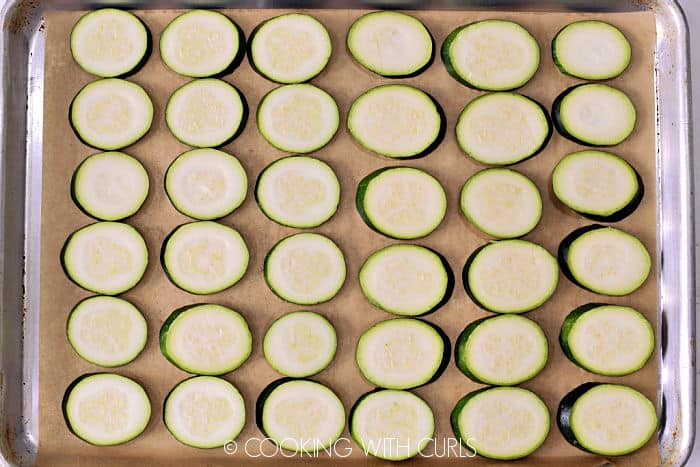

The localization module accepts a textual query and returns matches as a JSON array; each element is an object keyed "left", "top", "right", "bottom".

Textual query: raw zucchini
[
  {"left": 455, "top": 314, "right": 547, "bottom": 386},
  {"left": 70, "top": 79, "right": 153, "bottom": 150},
  {"left": 558, "top": 383, "right": 657, "bottom": 456},
  {"left": 347, "top": 11, "right": 433, "bottom": 77},
  {"left": 359, "top": 244, "right": 452, "bottom": 316},
  {"left": 72, "top": 151, "right": 149, "bottom": 221},
  {"left": 160, "top": 10, "right": 242, "bottom": 78},
  {"left": 464, "top": 240, "right": 559, "bottom": 314},
  {"left": 456, "top": 92, "right": 551, "bottom": 165},
  {"left": 67, "top": 296, "right": 147, "bottom": 367},
  {"left": 552, "top": 150, "right": 643, "bottom": 222},
  {"left": 460, "top": 168, "right": 542, "bottom": 238},
  {"left": 356, "top": 167, "right": 446, "bottom": 240},
  {"left": 162, "top": 221, "right": 249, "bottom": 295},
  {"left": 560, "top": 304, "right": 654, "bottom": 376},
  {"left": 166, "top": 78, "right": 246, "bottom": 148},
  {"left": 165, "top": 148, "right": 247, "bottom": 220},
  {"left": 442, "top": 20, "right": 540, "bottom": 91},
  {"left": 256, "top": 156, "right": 340, "bottom": 228},
  {"left": 160, "top": 304, "right": 252, "bottom": 375},
  {"left": 452, "top": 387, "right": 549, "bottom": 460},
  {"left": 264, "top": 233, "right": 346, "bottom": 305},
  {"left": 356, "top": 318, "right": 446, "bottom": 389},
  {"left": 553, "top": 20, "right": 631, "bottom": 80},
  {"left": 553, "top": 83, "right": 636, "bottom": 146},
  {"left": 70, "top": 9, "right": 149, "bottom": 78},
  {"left": 64, "top": 373, "right": 151, "bottom": 446},
  {"left": 250, "top": 13, "right": 332, "bottom": 83},
  {"left": 62, "top": 222, "right": 148, "bottom": 295},
  {"left": 263, "top": 311, "right": 337, "bottom": 377},
  {"left": 257, "top": 84, "right": 339, "bottom": 153},
  {"left": 164, "top": 376, "right": 245, "bottom": 448},
  {"left": 350, "top": 389, "right": 434, "bottom": 461},
  {"left": 347, "top": 84, "right": 443, "bottom": 158},
  {"left": 257, "top": 379, "right": 345, "bottom": 452},
  {"left": 558, "top": 225, "right": 651, "bottom": 296}
]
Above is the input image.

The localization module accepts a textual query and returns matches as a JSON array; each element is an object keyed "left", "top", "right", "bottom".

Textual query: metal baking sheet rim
[{"left": 0, "top": 0, "right": 693, "bottom": 465}]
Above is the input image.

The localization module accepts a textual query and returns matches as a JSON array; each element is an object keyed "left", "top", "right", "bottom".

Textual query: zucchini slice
[
  {"left": 257, "top": 379, "right": 345, "bottom": 452},
  {"left": 263, "top": 311, "right": 337, "bottom": 377},
  {"left": 357, "top": 167, "right": 447, "bottom": 240},
  {"left": 64, "top": 373, "right": 151, "bottom": 446},
  {"left": 165, "top": 148, "right": 247, "bottom": 220},
  {"left": 67, "top": 296, "right": 147, "bottom": 367},
  {"left": 560, "top": 304, "right": 654, "bottom": 376},
  {"left": 166, "top": 79, "right": 246, "bottom": 148},
  {"left": 558, "top": 383, "right": 657, "bottom": 456},
  {"left": 347, "top": 11, "right": 433, "bottom": 77},
  {"left": 70, "top": 9, "right": 149, "bottom": 78},
  {"left": 72, "top": 151, "right": 149, "bottom": 221},
  {"left": 455, "top": 314, "right": 547, "bottom": 385},
  {"left": 162, "top": 221, "right": 249, "bottom": 295},
  {"left": 442, "top": 20, "right": 540, "bottom": 91},
  {"left": 553, "top": 21, "right": 631, "bottom": 80},
  {"left": 347, "top": 84, "right": 443, "bottom": 158},
  {"left": 356, "top": 318, "right": 446, "bottom": 389},
  {"left": 256, "top": 156, "right": 340, "bottom": 228},
  {"left": 257, "top": 84, "right": 339, "bottom": 153},
  {"left": 70, "top": 79, "right": 153, "bottom": 151},
  {"left": 359, "top": 244, "right": 451, "bottom": 316},
  {"left": 559, "top": 225, "right": 651, "bottom": 296},
  {"left": 62, "top": 222, "right": 148, "bottom": 295},
  {"left": 464, "top": 240, "right": 559, "bottom": 314},
  {"left": 452, "top": 387, "right": 549, "bottom": 460},
  {"left": 264, "top": 233, "right": 346, "bottom": 305},
  {"left": 553, "top": 83, "right": 636, "bottom": 146},
  {"left": 350, "top": 389, "right": 434, "bottom": 461},
  {"left": 250, "top": 14, "right": 332, "bottom": 83},
  {"left": 160, "top": 304, "right": 252, "bottom": 375},
  {"left": 160, "top": 10, "right": 242, "bottom": 78},
  {"left": 460, "top": 168, "right": 542, "bottom": 238},
  {"left": 456, "top": 92, "right": 551, "bottom": 165},
  {"left": 552, "top": 150, "right": 643, "bottom": 222},
  {"left": 164, "top": 376, "right": 245, "bottom": 448}
]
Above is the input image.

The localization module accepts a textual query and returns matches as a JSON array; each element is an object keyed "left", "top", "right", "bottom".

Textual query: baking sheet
[{"left": 38, "top": 8, "right": 658, "bottom": 466}]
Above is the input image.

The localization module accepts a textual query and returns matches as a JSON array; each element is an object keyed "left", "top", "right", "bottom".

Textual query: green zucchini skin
[
  {"left": 450, "top": 387, "right": 491, "bottom": 446},
  {"left": 557, "top": 224, "right": 605, "bottom": 290},
  {"left": 159, "top": 304, "right": 196, "bottom": 369},
  {"left": 255, "top": 378, "right": 294, "bottom": 434},
  {"left": 424, "top": 321, "right": 451, "bottom": 386},
  {"left": 558, "top": 304, "right": 603, "bottom": 367},
  {"left": 557, "top": 382, "right": 601, "bottom": 453},
  {"left": 460, "top": 244, "right": 490, "bottom": 312},
  {"left": 453, "top": 317, "right": 490, "bottom": 383},
  {"left": 355, "top": 168, "right": 390, "bottom": 234}
]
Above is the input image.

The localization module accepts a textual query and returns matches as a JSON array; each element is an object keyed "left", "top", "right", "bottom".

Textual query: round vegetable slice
[
  {"left": 250, "top": 13, "right": 331, "bottom": 83},
  {"left": 162, "top": 221, "right": 249, "bottom": 295},
  {"left": 356, "top": 318, "right": 446, "bottom": 389},
  {"left": 263, "top": 311, "right": 337, "bottom": 377},
  {"left": 64, "top": 373, "right": 151, "bottom": 446},
  {"left": 465, "top": 240, "right": 559, "bottom": 314},
  {"left": 256, "top": 156, "right": 340, "bottom": 228},
  {"left": 165, "top": 148, "right": 247, "bottom": 220},
  {"left": 166, "top": 79, "right": 246, "bottom": 148},
  {"left": 160, "top": 10, "right": 242, "bottom": 78},
  {"left": 257, "top": 84, "right": 339, "bottom": 153},
  {"left": 442, "top": 20, "right": 540, "bottom": 91},
  {"left": 456, "top": 92, "right": 551, "bottom": 165},
  {"left": 350, "top": 389, "right": 434, "bottom": 461},
  {"left": 460, "top": 168, "right": 542, "bottom": 238},
  {"left": 164, "top": 376, "right": 245, "bottom": 448},
  {"left": 264, "top": 232, "right": 346, "bottom": 305},
  {"left": 67, "top": 296, "right": 147, "bottom": 367},
  {"left": 160, "top": 304, "right": 252, "bottom": 375},
  {"left": 70, "top": 79, "right": 153, "bottom": 150},
  {"left": 347, "top": 11, "right": 433, "bottom": 77},
  {"left": 348, "top": 84, "right": 443, "bottom": 158},
  {"left": 62, "top": 222, "right": 148, "bottom": 295},
  {"left": 70, "top": 9, "right": 149, "bottom": 78}
]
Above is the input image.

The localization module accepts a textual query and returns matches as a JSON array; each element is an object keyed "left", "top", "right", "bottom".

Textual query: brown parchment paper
[{"left": 38, "top": 7, "right": 659, "bottom": 467}]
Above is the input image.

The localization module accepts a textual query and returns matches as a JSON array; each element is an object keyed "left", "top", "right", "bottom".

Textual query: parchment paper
[{"left": 38, "top": 8, "right": 659, "bottom": 466}]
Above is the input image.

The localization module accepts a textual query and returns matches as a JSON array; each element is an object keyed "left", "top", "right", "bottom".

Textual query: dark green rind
[
  {"left": 556, "top": 382, "right": 602, "bottom": 453},
  {"left": 453, "top": 317, "right": 491, "bottom": 384},
  {"left": 451, "top": 387, "right": 491, "bottom": 449},
  {"left": 557, "top": 224, "right": 606, "bottom": 290},
  {"left": 255, "top": 377, "right": 296, "bottom": 434},
  {"left": 461, "top": 244, "right": 492, "bottom": 312}
]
